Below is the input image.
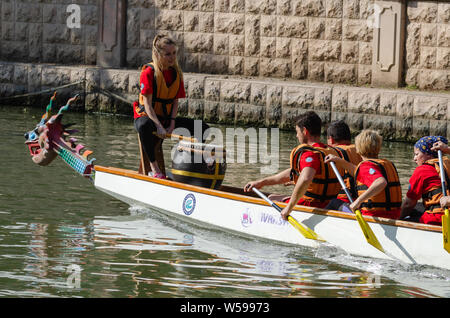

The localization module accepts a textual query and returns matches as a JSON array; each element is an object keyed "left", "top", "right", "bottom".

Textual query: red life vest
[
  {"left": 135, "top": 62, "right": 181, "bottom": 120},
  {"left": 421, "top": 157, "right": 450, "bottom": 213},
  {"left": 290, "top": 144, "right": 344, "bottom": 204},
  {"left": 354, "top": 159, "right": 402, "bottom": 217}
]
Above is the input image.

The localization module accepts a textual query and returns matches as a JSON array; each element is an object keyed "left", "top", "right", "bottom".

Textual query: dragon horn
[
  {"left": 74, "top": 144, "right": 85, "bottom": 154},
  {"left": 47, "top": 91, "right": 57, "bottom": 111},
  {"left": 82, "top": 150, "right": 93, "bottom": 159},
  {"left": 41, "top": 91, "right": 57, "bottom": 123},
  {"left": 58, "top": 94, "right": 80, "bottom": 115}
]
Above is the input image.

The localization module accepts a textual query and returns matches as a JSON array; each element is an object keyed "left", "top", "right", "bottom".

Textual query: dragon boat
[{"left": 25, "top": 95, "right": 450, "bottom": 271}]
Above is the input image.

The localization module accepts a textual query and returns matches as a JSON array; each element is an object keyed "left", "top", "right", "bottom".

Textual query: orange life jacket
[
  {"left": 331, "top": 144, "right": 362, "bottom": 201},
  {"left": 135, "top": 62, "right": 181, "bottom": 120},
  {"left": 290, "top": 144, "right": 345, "bottom": 203},
  {"left": 354, "top": 159, "right": 402, "bottom": 214},
  {"left": 421, "top": 157, "right": 450, "bottom": 213}
]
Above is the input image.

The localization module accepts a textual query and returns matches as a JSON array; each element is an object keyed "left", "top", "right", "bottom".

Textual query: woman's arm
[
  {"left": 142, "top": 94, "right": 166, "bottom": 137},
  {"left": 400, "top": 196, "right": 418, "bottom": 220},
  {"left": 432, "top": 141, "right": 450, "bottom": 155},
  {"left": 350, "top": 177, "right": 387, "bottom": 211},
  {"left": 440, "top": 196, "right": 450, "bottom": 208},
  {"left": 166, "top": 99, "right": 178, "bottom": 134}
]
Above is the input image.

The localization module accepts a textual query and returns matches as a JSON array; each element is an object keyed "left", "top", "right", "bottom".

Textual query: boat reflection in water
[{"left": 93, "top": 207, "right": 448, "bottom": 298}]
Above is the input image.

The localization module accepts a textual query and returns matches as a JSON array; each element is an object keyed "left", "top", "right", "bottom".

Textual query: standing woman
[{"left": 133, "top": 34, "right": 208, "bottom": 179}]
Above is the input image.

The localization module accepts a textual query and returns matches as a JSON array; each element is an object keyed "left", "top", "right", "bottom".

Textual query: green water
[{"left": 1, "top": 105, "right": 449, "bottom": 299}]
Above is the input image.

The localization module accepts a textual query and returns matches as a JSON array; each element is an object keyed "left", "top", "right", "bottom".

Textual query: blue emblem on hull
[{"left": 182, "top": 193, "right": 196, "bottom": 215}]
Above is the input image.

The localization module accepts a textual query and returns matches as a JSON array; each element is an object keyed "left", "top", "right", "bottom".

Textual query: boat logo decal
[
  {"left": 241, "top": 209, "right": 289, "bottom": 228},
  {"left": 241, "top": 208, "right": 253, "bottom": 227},
  {"left": 260, "top": 212, "right": 289, "bottom": 226},
  {"left": 182, "top": 193, "right": 196, "bottom": 216}
]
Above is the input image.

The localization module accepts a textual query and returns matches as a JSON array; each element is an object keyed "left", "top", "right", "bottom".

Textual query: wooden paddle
[
  {"left": 153, "top": 132, "right": 198, "bottom": 143},
  {"left": 252, "top": 188, "right": 325, "bottom": 242},
  {"left": 330, "top": 161, "right": 385, "bottom": 253},
  {"left": 437, "top": 150, "right": 450, "bottom": 253}
]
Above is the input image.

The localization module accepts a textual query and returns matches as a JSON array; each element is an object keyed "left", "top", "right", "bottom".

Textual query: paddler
[
  {"left": 243, "top": 111, "right": 345, "bottom": 220},
  {"left": 133, "top": 34, "right": 209, "bottom": 179},
  {"left": 400, "top": 136, "right": 450, "bottom": 225},
  {"left": 325, "top": 129, "right": 402, "bottom": 219},
  {"left": 325, "top": 120, "right": 362, "bottom": 212}
]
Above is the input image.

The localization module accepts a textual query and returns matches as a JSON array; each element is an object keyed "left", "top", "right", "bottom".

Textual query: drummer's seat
[{"left": 137, "top": 134, "right": 165, "bottom": 176}]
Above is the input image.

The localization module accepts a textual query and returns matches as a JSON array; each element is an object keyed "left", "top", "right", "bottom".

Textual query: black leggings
[{"left": 134, "top": 116, "right": 210, "bottom": 162}]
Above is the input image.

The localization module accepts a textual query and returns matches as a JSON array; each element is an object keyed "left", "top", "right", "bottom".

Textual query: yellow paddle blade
[
  {"left": 287, "top": 215, "right": 325, "bottom": 242},
  {"left": 443, "top": 209, "right": 450, "bottom": 253},
  {"left": 355, "top": 210, "right": 385, "bottom": 253},
  {"left": 250, "top": 188, "right": 325, "bottom": 242}
]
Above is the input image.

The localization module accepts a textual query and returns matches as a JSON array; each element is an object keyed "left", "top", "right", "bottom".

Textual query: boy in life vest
[
  {"left": 400, "top": 136, "right": 449, "bottom": 225},
  {"left": 325, "top": 120, "right": 362, "bottom": 212},
  {"left": 134, "top": 34, "right": 209, "bottom": 179},
  {"left": 325, "top": 129, "right": 402, "bottom": 219},
  {"left": 243, "top": 111, "right": 344, "bottom": 221}
]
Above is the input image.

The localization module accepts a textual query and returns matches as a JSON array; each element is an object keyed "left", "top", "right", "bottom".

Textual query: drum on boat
[{"left": 171, "top": 141, "right": 226, "bottom": 189}]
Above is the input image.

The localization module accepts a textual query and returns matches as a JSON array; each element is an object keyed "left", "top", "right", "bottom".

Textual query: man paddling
[
  {"left": 325, "top": 120, "right": 362, "bottom": 212},
  {"left": 243, "top": 111, "right": 344, "bottom": 220}
]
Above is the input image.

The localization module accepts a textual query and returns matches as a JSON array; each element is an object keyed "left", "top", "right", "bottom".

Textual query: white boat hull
[{"left": 94, "top": 166, "right": 450, "bottom": 270}]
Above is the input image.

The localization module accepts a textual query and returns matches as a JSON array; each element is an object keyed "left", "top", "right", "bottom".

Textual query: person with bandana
[{"left": 400, "top": 136, "right": 450, "bottom": 225}]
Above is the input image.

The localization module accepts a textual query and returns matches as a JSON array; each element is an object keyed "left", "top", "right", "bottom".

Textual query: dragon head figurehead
[{"left": 24, "top": 93, "right": 95, "bottom": 180}]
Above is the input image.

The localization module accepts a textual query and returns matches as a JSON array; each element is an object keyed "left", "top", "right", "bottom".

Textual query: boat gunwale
[{"left": 94, "top": 165, "right": 442, "bottom": 234}]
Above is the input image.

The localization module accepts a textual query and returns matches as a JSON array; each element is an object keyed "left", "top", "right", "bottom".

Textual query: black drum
[{"left": 171, "top": 141, "right": 226, "bottom": 189}]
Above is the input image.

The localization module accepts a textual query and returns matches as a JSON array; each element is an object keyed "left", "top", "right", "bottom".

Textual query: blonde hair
[
  {"left": 152, "top": 34, "right": 183, "bottom": 81},
  {"left": 355, "top": 129, "right": 382, "bottom": 158}
]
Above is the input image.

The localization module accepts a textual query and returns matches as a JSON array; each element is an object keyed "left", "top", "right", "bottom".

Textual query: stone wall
[
  {"left": 405, "top": 1, "right": 450, "bottom": 90},
  {"left": 1, "top": 61, "right": 449, "bottom": 142},
  {"left": 0, "top": 0, "right": 448, "bottom": 90},
  {"left": 0, "top": 0, "right": 98, "bottom": 64},
  {"left": 127, "top": 0, "right": 376, "bottom": 86}
]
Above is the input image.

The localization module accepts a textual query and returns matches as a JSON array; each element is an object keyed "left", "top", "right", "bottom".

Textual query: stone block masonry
[
  {"left": 1, "top": 0, "right": 98, "bottom": 65},
  {"left": 0, "top": 1, "right": 448, "bottom": 143},
  {"left": 0, "top": 0, "right": 448, "bottom": 90},
  {"left": 404, "top": 1, "right": 450, "bottom": 91},
  {"left": 135, "top": 0, "right": 377, "bottom": 86},
  {"left": 1, "top": 61, "right": 449, "bottom": 143}
]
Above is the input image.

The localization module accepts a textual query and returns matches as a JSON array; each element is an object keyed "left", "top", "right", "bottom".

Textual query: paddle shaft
[
  {"left": 152, "top": 131, "right": 198, "bottom": 143},
  {"left": 252, "top": 187, "right": 283, "bottom": 212},
  {"left": 329, "top": 161, "right": 385, "bottom": 253},
  {"left": 251, "top": 187, "right": 324, "bottom": 241},
  {"left": 438, "top": 150, "right": 447, "bottom": 196},
  {"left": 437, "top": 150, "right": 450, "bottom": 253},
  {"left": 330, "top": 162, "right": 354, "bottom": 204}
]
